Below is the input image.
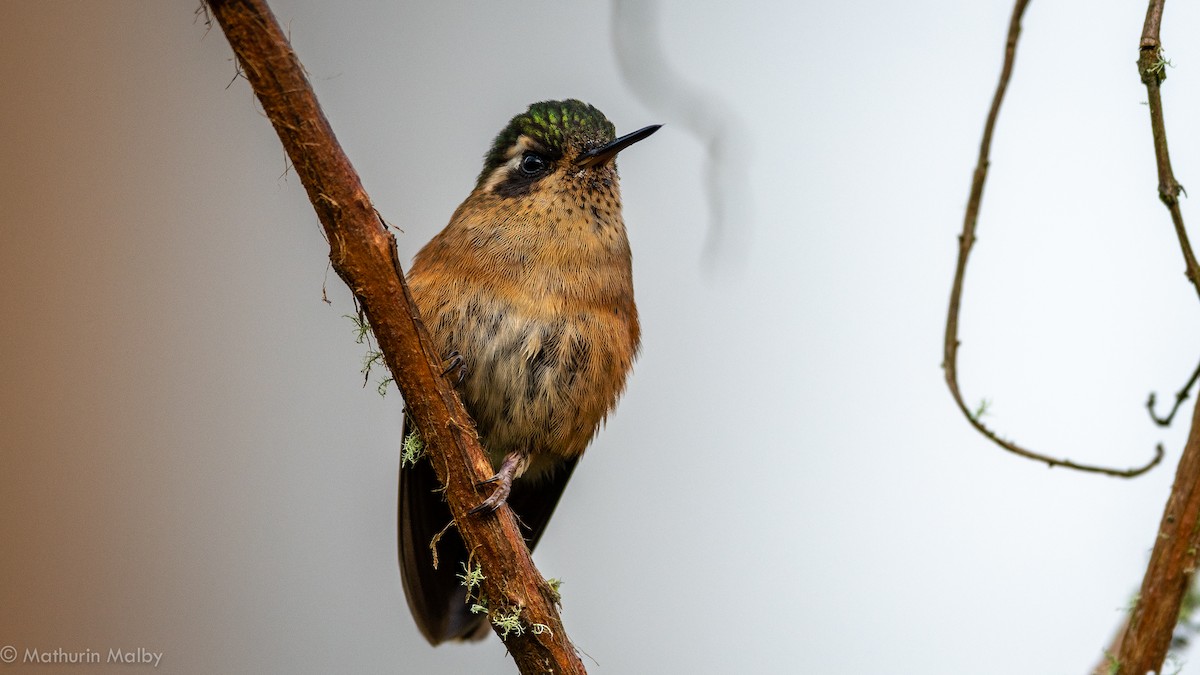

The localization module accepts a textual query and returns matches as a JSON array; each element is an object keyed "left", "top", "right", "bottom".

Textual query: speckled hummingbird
[{"left": 398, "top": 100, "right": 660, "bottom": 644}]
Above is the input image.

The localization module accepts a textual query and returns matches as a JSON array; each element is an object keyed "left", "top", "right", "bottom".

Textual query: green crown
[{"left": 477, "top": 100, "right": 616, "bottom": 185}]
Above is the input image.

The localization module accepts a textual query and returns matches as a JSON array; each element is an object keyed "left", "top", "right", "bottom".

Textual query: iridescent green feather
[{"left": 476, "top": 99, "right": 616, "bottom": 186}]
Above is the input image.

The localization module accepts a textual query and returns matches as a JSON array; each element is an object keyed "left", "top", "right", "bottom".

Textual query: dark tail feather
[
  {"left": 397, "top": 421, "right": 578, "bottom": 644},
  {"left": 398, "top": 448, "right": 489, "bottom": 644}
]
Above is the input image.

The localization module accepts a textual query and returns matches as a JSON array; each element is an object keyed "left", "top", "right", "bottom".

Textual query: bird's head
[{"left": 474, "top": 99, "right": 660, "bottom": 200}]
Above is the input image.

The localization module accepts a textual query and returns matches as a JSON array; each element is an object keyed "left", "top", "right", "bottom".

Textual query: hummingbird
[{"left": 397, "top": 100, "right": 659, "bottom": 644}]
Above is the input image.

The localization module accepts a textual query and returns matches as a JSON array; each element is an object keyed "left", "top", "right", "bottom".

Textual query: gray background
[{"left": 3, "top": 1, "right": 1200, "bottom": 673}]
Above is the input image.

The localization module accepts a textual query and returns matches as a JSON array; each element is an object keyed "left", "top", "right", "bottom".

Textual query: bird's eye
[{"left": 519, "top": 152, "right": 550, "bottom": 176}]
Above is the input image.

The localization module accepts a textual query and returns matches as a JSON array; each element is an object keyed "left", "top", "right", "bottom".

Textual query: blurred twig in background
[{"left": 612, "top": 0, "right": 751, "bottom": 275}]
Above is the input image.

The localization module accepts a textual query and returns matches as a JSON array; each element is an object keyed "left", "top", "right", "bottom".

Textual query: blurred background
[{"left": 3, "top": 1, "right": 1200, "bottom": 673}]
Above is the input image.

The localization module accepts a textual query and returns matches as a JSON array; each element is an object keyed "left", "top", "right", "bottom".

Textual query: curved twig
[
  {"left": 1148, "top": 357, "right": 1200, "bottom": 426},
  {"left": 942, "top": 0, "right": 1162, "bottom": 478}
]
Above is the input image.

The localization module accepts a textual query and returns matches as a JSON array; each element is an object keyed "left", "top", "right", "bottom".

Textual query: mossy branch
[{"left": 202, "top": 1, "right": 585, "bottom": 671}]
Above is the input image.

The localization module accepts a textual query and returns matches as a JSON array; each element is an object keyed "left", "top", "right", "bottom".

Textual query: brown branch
[
  {"left": 1113, "top": 397, "right": 1200, "bottom": 673},
  {"left": 1148, "top": 357, "right": 1200, "bottom": 427},
  {"left": 942, "top": 0, "right": 1163, "bottom": 478},
  {"left": 1108, "top": 3, "right": 1200, "bottom": 671},
  {"left": 1137, "top": 0, "right": 1200, "bottom": 302},
  {"left": 203, "top": 1, "right": 585, "bottom": 672}
]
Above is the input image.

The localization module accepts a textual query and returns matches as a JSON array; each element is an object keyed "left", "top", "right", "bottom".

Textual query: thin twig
[
  {"left": 1148, "top": 357, "right": 1200, "bottom": 426},
  {"left": 1110, "top": 2, "right": 1200, "bottom": 672},
  {"left": 202, "top": 1, "right": 585, "bottom": 672},
  {"left": 1136, "top": 1, "right": 1200, "bottom": 301},
  {"left": 942, "top": 0, "right": 1163, "bottom": 478}
]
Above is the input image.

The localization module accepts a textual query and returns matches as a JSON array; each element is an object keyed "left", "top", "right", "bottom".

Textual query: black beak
[{"left": 575, "top": 124, "right": 662, "bottom": 168}]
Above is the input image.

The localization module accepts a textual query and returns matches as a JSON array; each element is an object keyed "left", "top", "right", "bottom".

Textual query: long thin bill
[{"left": 575, "top": 124, "right": 663, "bottom": 167}]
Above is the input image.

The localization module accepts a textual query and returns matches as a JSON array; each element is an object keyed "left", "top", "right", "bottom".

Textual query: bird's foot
[
  {"left": 440, "top": 350, "right": 468, "bottom": 385},
  {"left": 469, "top": 452, "right": 524, "bottom": 514}
]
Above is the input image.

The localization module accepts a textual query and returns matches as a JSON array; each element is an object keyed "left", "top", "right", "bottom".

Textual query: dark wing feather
[{"left": 397, "top": 417, "right": 579, "bottom": 645}]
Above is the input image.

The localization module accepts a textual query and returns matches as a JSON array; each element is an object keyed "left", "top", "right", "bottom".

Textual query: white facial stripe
[{"left": 481, "top": 135, "right": 545, "bottom": 192}]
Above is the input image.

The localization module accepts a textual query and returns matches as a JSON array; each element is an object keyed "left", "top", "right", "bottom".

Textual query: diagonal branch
[
  {"left": 202, "top": 1, "right": 585, "bottom": 672},
  {"left": 942, "top": 0, "right": 1162, "bottom": 478},
  {"left": 1113, "top": 396, "right": 1200, "bottom": 673}
]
